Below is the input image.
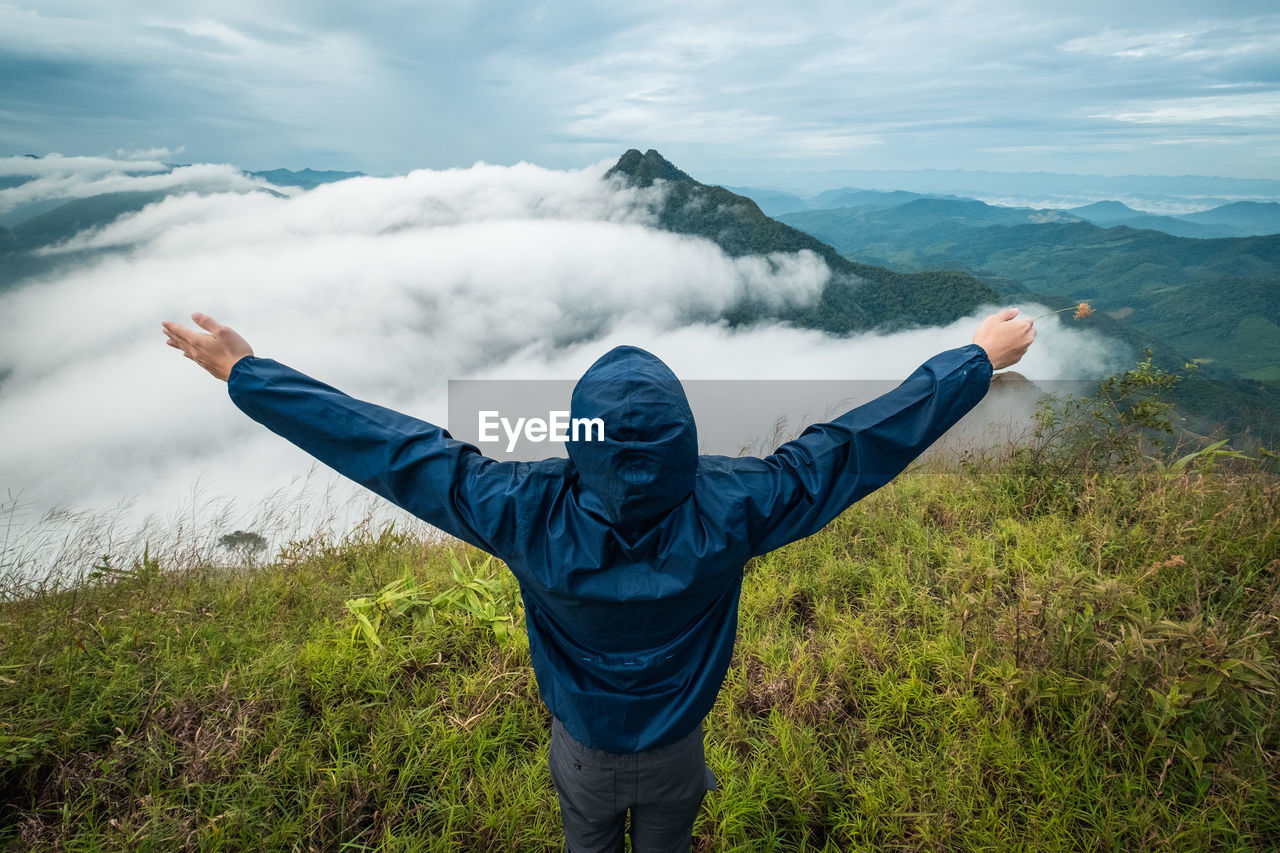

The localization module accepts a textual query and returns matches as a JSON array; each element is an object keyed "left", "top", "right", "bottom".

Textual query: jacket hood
[{"left": 566, "top": 345, "right": 698, "bottom": 529}]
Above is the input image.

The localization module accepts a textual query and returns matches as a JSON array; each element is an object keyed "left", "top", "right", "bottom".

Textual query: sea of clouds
[{"left": 0, "top": 153, "right": 1122, "bottom": 587}]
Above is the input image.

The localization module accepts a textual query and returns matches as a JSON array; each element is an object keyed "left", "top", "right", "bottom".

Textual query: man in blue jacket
[{"left": 163, "top": 308, "right": 1034, "bottom": 852}]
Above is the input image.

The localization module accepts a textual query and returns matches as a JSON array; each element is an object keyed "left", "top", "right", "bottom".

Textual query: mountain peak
[
  {"left": 248, "top": 167, "right": 364, "bottom": 190},
  {"left": 1068, "top": 200, "right": 1143, "bottom": 224},
  {"left": 604, "top": 149, "right": 693, "bottom": 187}
]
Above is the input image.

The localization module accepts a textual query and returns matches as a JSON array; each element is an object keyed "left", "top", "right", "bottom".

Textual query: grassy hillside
[{"left": 2, "top": 372, "right": 1278, "bottom": 851}]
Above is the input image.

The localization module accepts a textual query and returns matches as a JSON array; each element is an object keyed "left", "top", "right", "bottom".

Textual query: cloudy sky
[{"left": 2, "top": 1, "right": 1278, "bottom": 179}]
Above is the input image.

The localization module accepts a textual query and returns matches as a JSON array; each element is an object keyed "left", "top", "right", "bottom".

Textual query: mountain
[
  {"left": 6, "top": 192, "right": 170, "bottom": 251},
  {"left": 771, "top": 197, "right": 1084, "bottom": 245},
  {"left": 807, "top": 188, "right": 945, "bottom": 210},
  {"left": 0, "top": 184, "right": 284, "bottom": 291},
  {"left": 0, "top": 191, "right": 175, "bottom": 286},
  {"left": 858, "top": 197, "right": 1080, "bottom": 227},
  {"left": 722, "top": 186, "right": 810, "bottom": 217},
  {"left": 1180, "top": 201, "right": 1280, "bottom": 236},
  {"left": 249, "top": 168, "right": 365, "bottom": 189},
  {"left": 605, "top": 149, "right": 1000, "bottom": 335},
  {"left": 1070, "top": 201, "right": 1247, "bottom": 238},
  {"left": 725, "top": 186, "right": 959, "bottom": 218},
  {"left": 726, "top": 191, "right": 1269, "bottom": 241},
  {"left": 777, "top": 203, "right": 1280, "bottom": 440},
  {"left": 1105, "top": 216, "right": 1243, "bottom": 239},
  {"left": 777, "top": 206, "right": 1280, "bottom": 369},
  {"left": 603, "top": 152, "right": 1280, "bottom": 441},
  {"left": 1070, "top": 200, "right": 1280, "bottom": 239},
  {"left": 1068, "top": 201, "right": 1144, "bottom": 224},
  {"left": 604, "top": 150, "right": 692, "bottom": 186},
  {"left": 699, "top": 166, "right": 1280, "bottom": 204}
]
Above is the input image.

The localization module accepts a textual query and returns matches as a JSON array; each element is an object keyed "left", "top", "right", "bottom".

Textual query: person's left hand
[{"left": 162, "top": 312, "right": 254, "bottom": 382}]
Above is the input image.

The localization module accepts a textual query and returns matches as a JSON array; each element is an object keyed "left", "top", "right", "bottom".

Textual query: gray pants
[{"left": 548, "top": 716, "right": 718, "bottom": 853}]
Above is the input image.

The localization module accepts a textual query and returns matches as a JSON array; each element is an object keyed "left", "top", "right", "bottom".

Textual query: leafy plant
[
  {"left": 977, "top": 349, "right": 1190, "bottom": 516},
  {"left": 345, "top": 569, "right": 430, "bottom": 651},
  {"left": 344, "top": 553, "right": 521, "bottom": 652},
  {"left": 424, "top": 554, "right": 521, "bottom": 646},
  {"left": 1149, "top": 437, "right": 1254, "bottom": 480},
  {"left": 1030, "top": 348, "right": 1181, "bottom": 474}
]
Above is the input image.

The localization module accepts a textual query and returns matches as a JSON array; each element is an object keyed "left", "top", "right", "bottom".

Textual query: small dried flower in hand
[{"left": 1033, "top": 301, "right": 1097, "bottom": 322}]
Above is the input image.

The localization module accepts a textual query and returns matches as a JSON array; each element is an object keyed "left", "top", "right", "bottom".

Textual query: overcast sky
[{"left": 2, "top": 1, "right": 1278, "bottom": 180}]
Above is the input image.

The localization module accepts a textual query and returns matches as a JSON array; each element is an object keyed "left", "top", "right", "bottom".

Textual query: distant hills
[
  {"left": 0, "top": 191, "right": 165, "bottom": 253},
  {"left": 730, "top": 186, "right": 1280, "bottom": 239},
  {"left": 706, "top": 167, "right": 1280, "bottom": 209},
  {"left": 1181, "top": 201, "right": 1280, "bottom": 234},
  {"left": 1066, "top": 200, "right": 1280, "bottom": 239},
  {"left": 247, "top": 168, "right": 365, "bottom": 189}
]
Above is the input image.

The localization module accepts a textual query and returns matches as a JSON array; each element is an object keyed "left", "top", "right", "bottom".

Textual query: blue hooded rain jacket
[{"left": 228, "top": 342, "right": 993, "bottom": 753}]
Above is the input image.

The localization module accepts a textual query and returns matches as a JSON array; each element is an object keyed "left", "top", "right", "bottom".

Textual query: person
[{"left": 162, "top": 307, "right": 1035, "bottom": 852}]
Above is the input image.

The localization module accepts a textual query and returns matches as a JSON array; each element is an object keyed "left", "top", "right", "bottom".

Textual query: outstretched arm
[
  {"left": 724, "top": 307, "right": 1034, "bottom": 557},
  {"left": 161, "top": 314, "right": 527, "bottom": 557}
]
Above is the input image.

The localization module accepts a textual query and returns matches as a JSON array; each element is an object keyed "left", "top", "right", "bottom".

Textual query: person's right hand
[{"left": 973, "top": 307, "right": 1035, "bottom": 370}]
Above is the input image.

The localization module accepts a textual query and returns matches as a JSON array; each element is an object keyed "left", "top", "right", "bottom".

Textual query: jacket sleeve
[
  {"left": 226, "top": 355, "right": 526, "bottom": 557},
  {"left": 728, "top": 343, "right": 993, "bottom": 557}
]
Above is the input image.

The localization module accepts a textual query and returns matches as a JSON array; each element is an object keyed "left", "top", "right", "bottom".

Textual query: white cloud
[
  {"left": 116, "top": 146, "right": 185, "bottom": 160},
  {"left": 1094, "top": 92, "right": 1280, "bottom": 126},
  {"left": 1060, "top": 20, "right": 1280, "bottom": 62},
  {"left": 0, "top": 152, "right": 171, "bottom": 177},
  {"left": 0, "top": 157, "right": 273, "bottom": 214}
]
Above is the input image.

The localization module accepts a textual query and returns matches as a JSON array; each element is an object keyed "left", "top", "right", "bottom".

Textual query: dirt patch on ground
[
  {"left": 149, "top": 693, "right": 277, "bottom": 784},
  {"left": 766, "top": 590, "right": 821, "bottom": 639},
  {"left": 923, "top": 500, "right": 960, "bottom": 530},
  {"left": 733, "top": 655, "right": 859, "bottom": 726}
]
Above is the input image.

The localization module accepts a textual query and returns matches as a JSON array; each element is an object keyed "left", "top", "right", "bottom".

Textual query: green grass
[{"left": 2, "top": 451, "right": 1279, "bottom": 850}]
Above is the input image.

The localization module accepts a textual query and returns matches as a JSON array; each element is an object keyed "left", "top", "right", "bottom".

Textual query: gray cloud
[{"left": 0, "top": 2, "right": 1277, "bottom": 177}]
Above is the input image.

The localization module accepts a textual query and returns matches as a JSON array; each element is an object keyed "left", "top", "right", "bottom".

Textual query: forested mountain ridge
[
  {"left": 0, "top": 191, "right": 176, "bottom": 286},
  {"left": 777, "top": 205, "right": 1280, "bottom": 379},
  {"left": 605, "top": 149, "right": 1000, "bottom": 335},
  {"left": 774, "top": 200, "right": 1280, "bottom": 444},
  {"left": 0, "top": 172, "right": 329, "bottom": 291}
]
